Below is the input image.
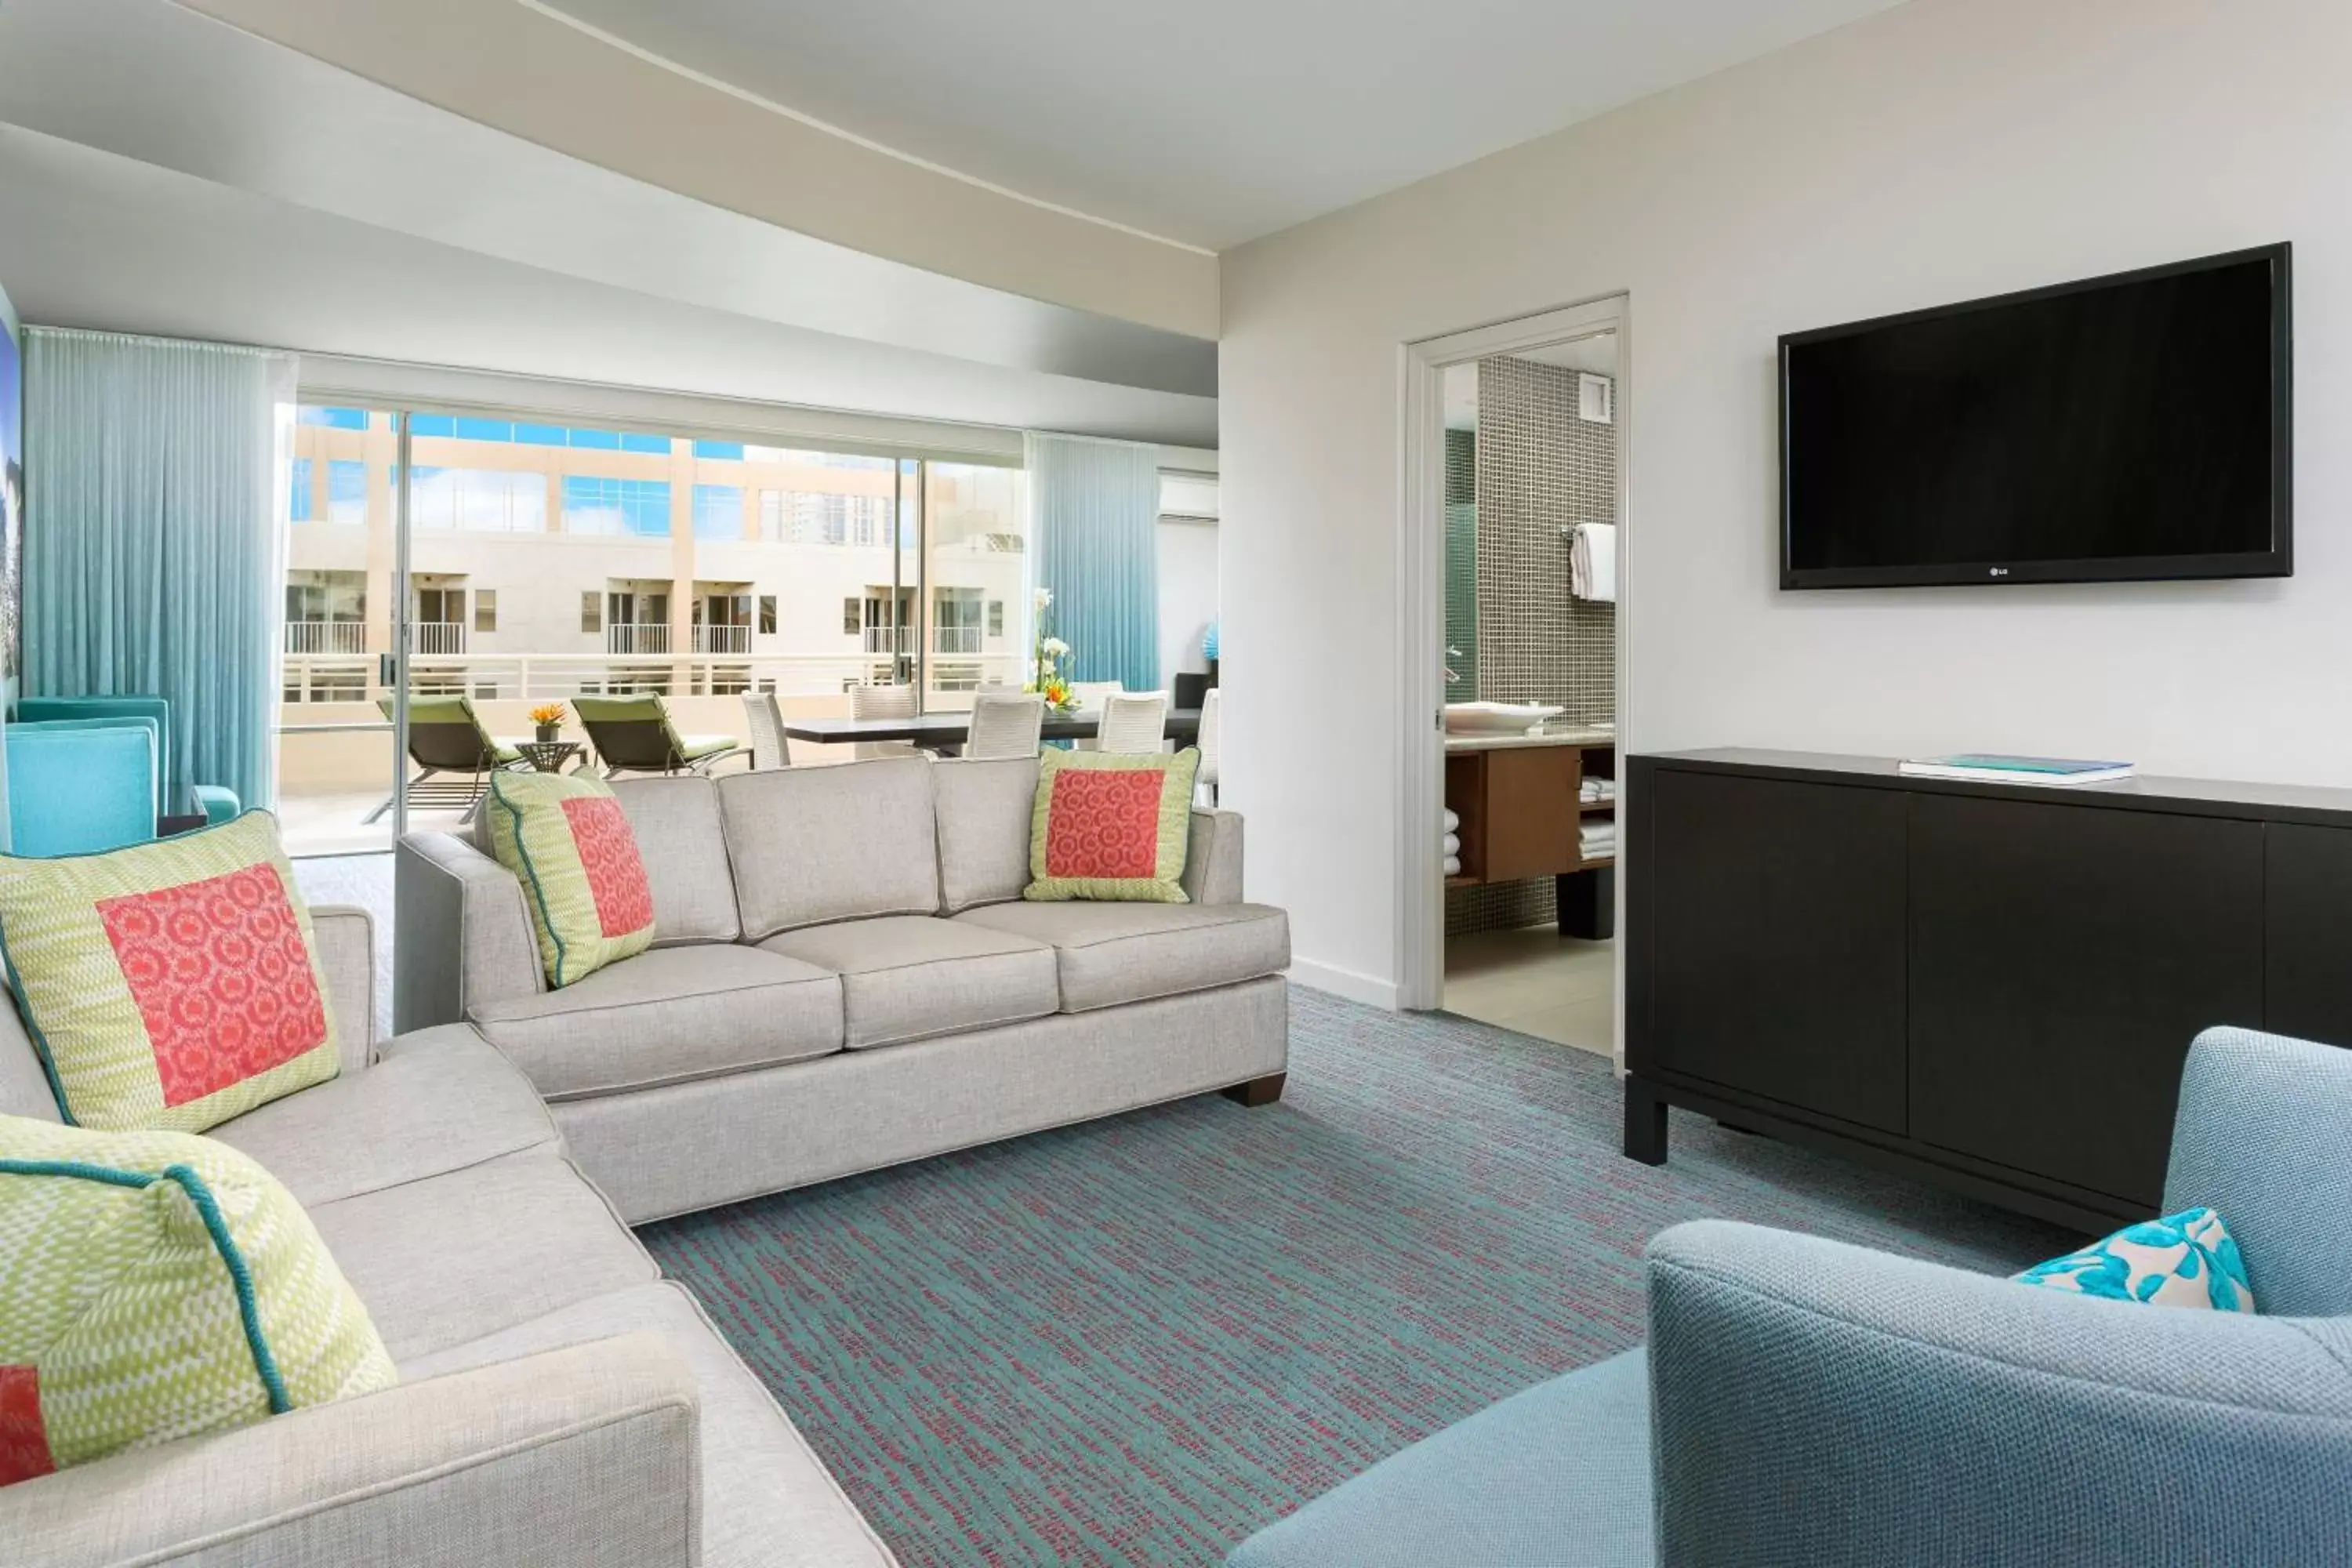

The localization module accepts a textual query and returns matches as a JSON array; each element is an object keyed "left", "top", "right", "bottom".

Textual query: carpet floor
[{"left": 640, "top": 989, "right": 2077, "bottom": 1568}]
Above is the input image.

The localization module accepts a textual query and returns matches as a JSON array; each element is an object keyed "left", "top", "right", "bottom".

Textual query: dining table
[{"left": 779, "top": 706, "right": 1202, "bottom": 756}]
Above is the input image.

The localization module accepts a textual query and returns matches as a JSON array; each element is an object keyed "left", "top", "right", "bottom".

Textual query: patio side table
[{"left": 515, "top": 740, "right": 583, "bottom": 775}]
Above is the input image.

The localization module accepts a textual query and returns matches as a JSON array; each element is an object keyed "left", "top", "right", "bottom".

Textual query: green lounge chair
[
  {"left": 364, "top": 695, "right": 525, "bottom": 823},
  {"left": 574, "top": 694, "right": 743, "bottom": 778}
]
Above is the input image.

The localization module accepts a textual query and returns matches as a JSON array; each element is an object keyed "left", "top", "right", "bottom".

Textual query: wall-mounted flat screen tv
[{"left": 1780, "top": 243, "right": 2291, "bottom": 589}]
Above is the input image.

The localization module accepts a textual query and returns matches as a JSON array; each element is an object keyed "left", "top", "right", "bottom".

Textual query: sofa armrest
[
  {"left": 1182, "top": 808, "right": 1244, "bottom": 904},
  {"left": 1, "top": 1334, "right": 701, "bottom": 1568},
  {"left": 309, "top": 903, "right": 376, "bottom": 1073},
  {"left": 394, "top": 830, "right": 544, "bottom": 1034},
  {"left": 1645, "top": 1218, "right": 2352, "bottom": 1566}
]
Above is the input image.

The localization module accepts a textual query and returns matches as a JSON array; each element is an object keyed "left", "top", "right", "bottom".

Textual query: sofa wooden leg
[
  {"left": 1222, "top": 1072, "right": 1287, "bottom": 1108},
  {"left": 1623, "top": 1076, "right": 1668, "bottom": 1165}
]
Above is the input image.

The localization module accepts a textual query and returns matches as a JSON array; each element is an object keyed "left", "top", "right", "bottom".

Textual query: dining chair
[
  {"left": 964, "top": 691, "right": 1045, "bottom": 760},
  {"left": 1196, "top": 687, "right": 1221, "bottom": 805},
  {"left": 1097, "top": 692, "right": 1170, "bottom": 755},
  {"left": 1068, "top": 681, "right": 1124, "bottom": 713},
  {"left": 845, "top": 682, "right": 922, "bottom": 760},
  {"left": 740, "top": 691, "right": 793, "bottom": 771}
]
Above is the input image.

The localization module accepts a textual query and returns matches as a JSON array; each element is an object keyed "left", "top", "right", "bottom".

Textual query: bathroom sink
[{"left": 1444, "top": 701, "right": 1566, "bottom": 735}]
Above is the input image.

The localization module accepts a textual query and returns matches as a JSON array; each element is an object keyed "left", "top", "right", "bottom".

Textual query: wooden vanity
[{"left": 1445, "top": 728, "right": 1616, "bottom": 932}]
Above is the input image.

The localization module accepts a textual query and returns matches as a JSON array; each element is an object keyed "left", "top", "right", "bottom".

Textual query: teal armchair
[
  {"left": 1232, "top": 1025, "right": 2352, "bottom": 1567},
  {"left": 14, "top": 695, "right": 238, "bottom": 824},
  {"left": 3, "top": 724, "right": 159, "bottom": 855}
]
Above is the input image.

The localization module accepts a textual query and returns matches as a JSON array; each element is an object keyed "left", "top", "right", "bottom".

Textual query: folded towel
[
  {"left": 1443, "top": 855, "right": 1463, "bottom": 877},
  {"left": 1442, "top": 833, "right": 1461, "bottom": 857},
  {"left": 1569, "top": 521, "right": 1618, "bottom": 603},
  {"left": 1443, "top": 808, "right": 1461, "bottom": 832}
]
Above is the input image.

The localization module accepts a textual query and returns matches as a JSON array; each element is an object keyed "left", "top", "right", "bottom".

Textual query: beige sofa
[
  {"left": 394, "top": 754, "right": 1292, "bottom": 1223},
  {"left": 0, "top": 906, "right": 898, "bottom": 1568}
]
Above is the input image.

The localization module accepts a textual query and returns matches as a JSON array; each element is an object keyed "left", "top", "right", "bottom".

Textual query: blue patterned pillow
[{"left": 2015, "top": 1207, "right": 2252, "bottom": 1312}]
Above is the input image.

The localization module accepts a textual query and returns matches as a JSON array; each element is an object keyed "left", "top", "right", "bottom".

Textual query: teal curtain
[
  {"left": 23, "top": 330, "right": 291, "bottom": 814},
  {"left": 1027, "top": 431, "right": 1161, "bottom": 693}
]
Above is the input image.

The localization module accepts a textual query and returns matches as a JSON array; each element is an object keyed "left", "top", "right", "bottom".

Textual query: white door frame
[{"left": 1395, "top": 295, "right": 1633, "bottom": 1030}]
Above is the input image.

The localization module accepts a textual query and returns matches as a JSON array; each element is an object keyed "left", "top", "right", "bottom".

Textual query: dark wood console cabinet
[{"left": 1624, "top": 749, "right": 2352, "bottom": 1231}]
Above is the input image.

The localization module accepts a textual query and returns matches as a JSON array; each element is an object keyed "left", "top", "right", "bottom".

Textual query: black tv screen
[{"left": 1780, "top": 245, "right": 2291, "bottom": 588}]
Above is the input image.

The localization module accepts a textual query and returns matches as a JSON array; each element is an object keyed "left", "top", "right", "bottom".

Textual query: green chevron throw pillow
[
  {"left": 0, "top": 1116, "right": 397, "bottom": 1485},
  {"left": 484, "top": 771, "right": 657, "bottom": 987}
]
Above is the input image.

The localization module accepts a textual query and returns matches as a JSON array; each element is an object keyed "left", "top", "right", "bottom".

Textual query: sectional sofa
[
  {"left": 0, "top": 906, "right": 898, "bottom": 1567},
  {"left": 394, "top": 753, "right": 1292, "bottom": 1222}
]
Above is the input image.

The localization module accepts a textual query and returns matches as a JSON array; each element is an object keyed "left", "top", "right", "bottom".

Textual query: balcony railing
[
  {"left": 413, "top": 622, "right": 468, "bottom": 656},
  {"left": 861, "top": 626, "right": 914, "bottom": 654},
  {"left": 694, "top": 624, "right": 750, "bottom": 654},
  {"left": 933, "top": 626, "right": 983, "bottom": 654},
  {"left": 608, "top": 623, "right": 671, "bottom": 655},
  {"left": 285, "top": 622, "right": 366, "bottom": 655}
]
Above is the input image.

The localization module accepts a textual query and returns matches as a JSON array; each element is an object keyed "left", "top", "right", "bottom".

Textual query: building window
[
  {"left": 474, "top": 590, "right": 498, "bottom": 633},
  {"left": 987, "top": 599, "right": 1004, "bottom": 637},
  {"left": 935, "top": 587, "right": 984, "bottom": 654},
  {"left": 760, "top": 488, "right": 893, "bottom": 546},
  {"left": 411, "top": 468, "right": 545, "bottom": 532},
  {"left": 842, "top": 597, "right": 861, "bottom": 635},
  {"left": 564, "top": 476, "right": 670, "bottom": 536},
  {"left": 328, "top": 460, "right": 368, "bottom": 526},
  {"left": 289, "top": 458, "right": 314, "bottom": 523},
  {"left": 693, "top": 485, "right": 743, "bottom": 541},
  {"left": 692, "top": 440, "right": 745, "bottom": 460},
  {"left": 580, "top": 592, "right": 602, "bottom": 634},
  {"left": 298, "top": 406, "right": 369, "bottom": 431},
  {"left": 758, "top": 595, "right": 777, "bottom": 635}
]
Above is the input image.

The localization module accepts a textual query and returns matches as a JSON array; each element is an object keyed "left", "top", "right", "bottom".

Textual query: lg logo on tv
[{"left": 1987, "top": 566, "right": 2009, "bottom": 577}]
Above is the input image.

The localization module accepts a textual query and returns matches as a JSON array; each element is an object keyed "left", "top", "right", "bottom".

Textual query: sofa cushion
[
  {"left": 760, "top": 916, "right": 1058, "bottom": 1050},
  {"left": 612, "top": 775, "right": 742, "bottom": 945},
  {"left": 208, "top": 1023, "right": 558, "bottom": 1209},
  {"left": 1024, "top": 747, "right": 1200, "bottom": 904},
  {"left": 932, "top": 756, "right": 1039, "bottom": 913},
  {"left": 401, "top": 1281, "right": 896, "bottom": 1568},
  {"left": 306, "top": 1149, "right": 659, "bottom": 1363},
  {"left": 719, "top": 757, "right": 939, "bottom": 940},
  {"left": 469, "top": 946, "right": 843, "bottom": 1102},
  {"left": 956, "top": 901, "right": 1290, "bottom": 1012},
  {"left": 0, "top": 1117, "right": 397, "bottom": 1483}
]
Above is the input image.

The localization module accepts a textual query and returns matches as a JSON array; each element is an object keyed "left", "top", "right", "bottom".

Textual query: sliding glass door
[{"left": 275, "top": 405, "right": 1029, "bottom": 855}]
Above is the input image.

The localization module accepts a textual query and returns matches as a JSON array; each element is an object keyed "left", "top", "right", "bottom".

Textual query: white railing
[
  {"left": 285, "top": 622, "right": 366, "bottom": 655},
  {"left": 693, "top": 625, "right": 751, "bottom": 654},
  {"left": 862, "top": 626, "right": 914, "bottom": 654},
  {"left": 279, "top": 650, "right": 1025, "bottom": 707},
  {"left": 608, "top": 623, "right": 671, "bottom": 655},
  {"left": 413, "top": 622, "right": 468, "bottom": 656},
  {"left": 933, "top": 626, "right": 983, "bottom": 654}
]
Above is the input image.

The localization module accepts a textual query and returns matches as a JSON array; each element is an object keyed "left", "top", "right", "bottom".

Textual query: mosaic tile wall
[
  {"left": 1444, "top": 428, "right": 1478, "bottom": 700},
  {"left": 1448, "top": 354, "right": 1617, "bottom": 937}
]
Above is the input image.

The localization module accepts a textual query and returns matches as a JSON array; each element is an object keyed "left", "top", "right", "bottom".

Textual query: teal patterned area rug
[{"left": 641, "top": 988, "right": 2071, "bottom": 1568}]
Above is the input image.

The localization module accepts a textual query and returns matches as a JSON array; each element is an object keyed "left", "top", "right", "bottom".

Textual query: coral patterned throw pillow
[
  {"left": 484, "top": 771, "right": 656, "bottom": 987},
  {"left": 0, "top": 811, "right": 342, "bottom": 1133},
  {"left": 1025, "top": 749, "right": 1200, "bottom": 903}
]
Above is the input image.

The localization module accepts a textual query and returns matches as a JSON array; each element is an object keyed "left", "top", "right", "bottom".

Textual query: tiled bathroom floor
[{"left": 1442, "top": 926, "right": 1615, "bottom": 1058}]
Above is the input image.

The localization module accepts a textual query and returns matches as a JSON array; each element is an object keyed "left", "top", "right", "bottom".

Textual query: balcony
[
  {"left": 285, "top": 621, "right": 366, "bottom": 655},
  {"left": 608, "top": 623, "right": 672, "bottom": 655},
  {"left": 693, "top": 624, "right": 750, "bottom": 654},
  {"left": 861, "top": 626, "right": 914, "bottom": 655},
  {"left": 933, "top": 626, "right": 984, "bottom": 655},
  {"left": 413, "top": 622, "right": 468, "bottom": 656}
]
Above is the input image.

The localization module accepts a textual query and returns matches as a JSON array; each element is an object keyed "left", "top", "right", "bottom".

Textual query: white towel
[
  {"left": 1442, "top": 833, "right": 1461, "bottom": 857},
  {"left": 1570, "top": 522, "right": 1618, "bottom": 603},
  {"left": 1443, "top": 855, "right": 1463, "bottom": 877},
  {"left": 1443, "top": 808, "right": 1460, "bottom": 833}
]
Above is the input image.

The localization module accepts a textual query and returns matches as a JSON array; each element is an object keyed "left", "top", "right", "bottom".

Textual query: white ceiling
[{"left": 537, "top": 0, "right": 1908, "bottom": 249}]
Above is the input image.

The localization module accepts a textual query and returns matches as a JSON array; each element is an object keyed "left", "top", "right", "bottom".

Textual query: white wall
[
  {"left": 1158, "top": 518, "right": 1218, "bottom": 683},
  {"left": 1221, "top": 0, "right": 2352, "bottom": 1004}
]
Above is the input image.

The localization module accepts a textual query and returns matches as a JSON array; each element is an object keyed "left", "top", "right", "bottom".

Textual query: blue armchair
[
  {"left": 3, "top": 724, "right": 159, "bottom": 855},
  {"left": 1231, "top": 1025, "right": 2352, "bottom": 1567},
  {"left": 13, "top": 695, "right": 239, "bottom": 824}
]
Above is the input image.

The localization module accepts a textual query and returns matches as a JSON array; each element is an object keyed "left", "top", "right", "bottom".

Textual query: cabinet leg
[
  {"left": 1624, "top": 1076, "right": 1668, "bottom": 1165},
  {"left": 1222, "top": 1072, "right": 1287, "bottom": 1108}
]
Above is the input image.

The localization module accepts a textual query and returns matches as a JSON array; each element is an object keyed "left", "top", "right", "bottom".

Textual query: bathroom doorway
[{"left": 1397, "top": 298, "right": 1628, "bottom": 1061}]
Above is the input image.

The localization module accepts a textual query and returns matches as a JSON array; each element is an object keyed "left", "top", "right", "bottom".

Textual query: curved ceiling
[{"left": 533, "top": 0, "right": 1910, "bottom": 250}]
